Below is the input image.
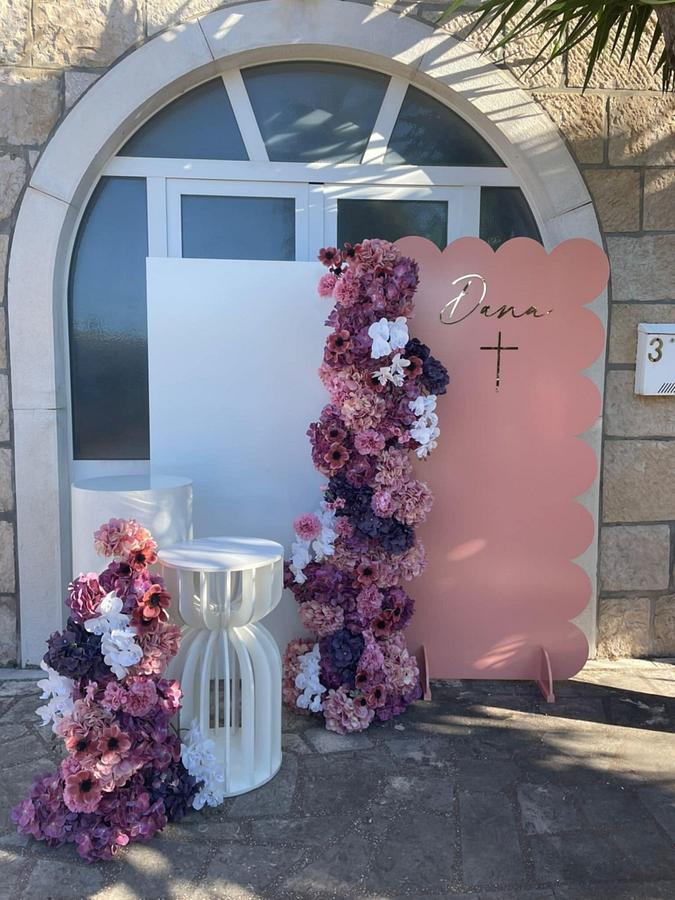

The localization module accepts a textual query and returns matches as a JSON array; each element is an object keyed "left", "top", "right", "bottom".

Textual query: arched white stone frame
[{"left": 8, "top": 0, "right": 605, "bottom": 666}]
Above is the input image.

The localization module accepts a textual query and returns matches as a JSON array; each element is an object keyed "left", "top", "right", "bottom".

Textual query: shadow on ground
[{"left": 1, "top": 659, "right": 674, "bottom": 899}]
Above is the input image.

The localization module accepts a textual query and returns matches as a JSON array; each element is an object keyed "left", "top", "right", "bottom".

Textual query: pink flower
[
  {"left": 324, "top": 443, "right": 350, "bottom": 471},
  {"left": 66, "top": 573, "right": 104, "bottom": 622},
  {"left": 101, "top": 681, "right": 127, "bottom": 712},
  {"left": 356, "top": 585, "right": 383, "bottom": 621},
  {"left": 299, "top": 600, "right": 344, "bottom": 638},
  {"left": 97, "top": 725, "right": 132, "bottom": 766},
  {"left": 124, "top": 677, "right": 158, "bottom": 717},
  {"left": 334, "top": 517, "right": 353, "bottom": 540},
  {"left": 283, "top": 638, "right": 314, "bottom": 709},
  {"left": 138, "top": 583, "right": 170, "bottom": 619},
  {"left": 63, "top": 770, "right": 102, "bottom": 814},
  {"left": 356, "top": 562, "right": 380, "bottom": 587},
  {"left": 371, "top": 490, "right": 396, "bottom": 517},
  {"left": 293, "top": 513, "right": 322, "bottom": 542},
  {"left": 323, "top": 688, "right": 374, "bottom": 734},
  {"left": 318, "top": 273, "right": 337, "bottom": 297},
  {"left": 394, "top": 479, "right": 434, "bottom": 526},
  {"left": 366, "top": 684, "right": 387, "bottom": 708},
  {"left": 354, "top": 429, "right": 385, "bottom": 456},
  {"left": 318, "top": 247, "right": 342, "bottom": 268},
  {"left": 333, "top": 274, "right": 361, "bottom": 308},
  {"left": 135, "top": 623, "right": 181, "bottom": 676}
]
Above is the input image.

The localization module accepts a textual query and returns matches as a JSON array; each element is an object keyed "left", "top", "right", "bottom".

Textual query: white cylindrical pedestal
[
  {"left": 71, "top": 474, "right": 193, "bottom": 576},
  {"left": 159, "top": 537, "right": 284, "bottom": 798}
]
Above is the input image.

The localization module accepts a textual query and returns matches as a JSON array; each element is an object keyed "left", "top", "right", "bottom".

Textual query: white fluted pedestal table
[{"left": 159, "top": 537, "right": 284, "bottom": 797}]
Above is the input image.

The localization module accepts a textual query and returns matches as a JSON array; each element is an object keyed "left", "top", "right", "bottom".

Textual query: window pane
[
  {"left": 69, "top": 177, "right": 149, "bottom": 459},
  {"left": 119, "top": 79, "right": 247, "bottom": 160},
  {"left": 386, "top": 86, "right": 504, "bottom": 167},
  {"left": 181, "top": 195, "right": 295, "bottom": 260},
  {"left": 242, "top": 62, "right": 388, "bottom": 163},
  {"left": 338, "top": 199, "right": 448, "bottom": 250},
  {"left": 480, "top": 187, "right": 542, "bottom": 250}
]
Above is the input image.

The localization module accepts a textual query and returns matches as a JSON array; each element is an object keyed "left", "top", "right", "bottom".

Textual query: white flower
[
  {"left": 312, "top": 506, "right": 336, "bottom": 561},
  {"left": 372, "top": 352, "right": 411, "bottom": 388},
  {"left": 100, "top": 629, "right": 143, "bottom": 679},
  {"left": 181, "top": 720, "right": 226, "bottom": 808},
  {"left": 295, "top": 644, "right": 326, "bottom": 713},
  {"left": 290, "top": 539, "right": 311, "bottom": 584},
  {"left": 408, "top": 394, "right": 440, "bottom": 458},
  {"left": 409, "top": 394, "right": 437, "bottom": 417},
  {"left": 84, "top": 591, "right": 142, "bottom": 680},
  {"left": 35, "top": 661, "right": 75, "bottom": 733},
  {"left": 367, "top": 317, "right": 409, "bottom": 359}
]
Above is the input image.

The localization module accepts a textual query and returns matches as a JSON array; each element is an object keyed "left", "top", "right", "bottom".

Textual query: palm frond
[{"left": 440, "top": 0, "right": 674, "bottom": 91}]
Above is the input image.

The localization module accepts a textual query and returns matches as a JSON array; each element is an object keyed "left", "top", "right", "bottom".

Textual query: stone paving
[{"left": 1, "top": 659, "right": 675, "bottom": 899}]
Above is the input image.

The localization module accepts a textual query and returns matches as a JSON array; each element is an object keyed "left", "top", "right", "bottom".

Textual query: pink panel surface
[{"left": 396, "top": 237, "right": 609, "bottom": 680}]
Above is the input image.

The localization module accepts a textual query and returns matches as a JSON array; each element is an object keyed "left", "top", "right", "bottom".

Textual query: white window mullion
[
  {"left": 361, "top": 76, "right": 408, "bottom": 165},
  {"left": 146, "top": 176, "right": 168, "bottom": 256},
  {"left": 454, "top": 185, "right": 481, "bottom": 241},
  {"left": 221, "top": 70, "right": 269, "bottom": 162},
  {"left": 308, "top": 184, "right": 325, "bottom": 258}
]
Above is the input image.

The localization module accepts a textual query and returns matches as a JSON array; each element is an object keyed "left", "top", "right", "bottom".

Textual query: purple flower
[
  {"left": 66, "top": 573, "right": 104, "bottom": 622},
  {"left": 145, "top": 760, "right": 199, "bottom": 821},
  {"left": 422, "top": 354, "right": 450, "bottom": 395},
  {"left": 319, "top": 628, "right": 364, "bottom": 688},
  {"left": 43, "top": 618, "right": 111, "bottom": 684}
]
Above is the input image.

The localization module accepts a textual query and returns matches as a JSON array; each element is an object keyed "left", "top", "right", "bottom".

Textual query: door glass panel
[
  {"left": 242, "top": 62, "right": 388, "bottom": 163},
  {"left": 181, "top": 195, "right": 295, "bottom": 260},
  {"left": 480, "top": 187, "right": 542, "bottom": 249},
  {"left": 385, "top": 86, "right": 504, "bottom": 167},
  {"left": 119, "top": 79, "right": 248, "bottom": 160},
  {"left": 337, "top": 199, "right": 448, "bottom": 250},
  {"left": 69, "top": 177, "right": 149, "bottom": 459}
]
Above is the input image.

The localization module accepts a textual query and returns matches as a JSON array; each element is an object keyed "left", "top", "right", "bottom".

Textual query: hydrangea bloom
[
  {"left": 13, "top": 519, "right": 200, "bottom": 862},
  {"left": 283, "top": 240, "right": 445, "bottom": 732}
]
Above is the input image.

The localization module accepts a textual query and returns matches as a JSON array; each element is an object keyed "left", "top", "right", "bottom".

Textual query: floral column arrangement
[
  {"left": 283, "top": 240, "right": 448, "bottom": 733},
  {"left": 12, "top": 519, "right": 202, "bottom": 862}
]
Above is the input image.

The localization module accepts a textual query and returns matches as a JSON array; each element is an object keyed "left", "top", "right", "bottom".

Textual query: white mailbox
[{"left": 635, "top": 324, "right": 675, "bottom": 396}]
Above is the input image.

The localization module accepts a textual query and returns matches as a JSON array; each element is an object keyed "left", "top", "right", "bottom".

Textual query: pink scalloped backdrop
[{"left": 396, "top": 237, "right": 609, "bottom": 680}]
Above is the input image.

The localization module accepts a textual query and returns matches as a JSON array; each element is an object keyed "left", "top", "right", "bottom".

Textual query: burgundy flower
[
  {"left": 139, "top": 584, "right": 170, "bottom": 620},
  {"left": 318, "top": 247, "right": 342, "bottom": 268},
  {"left": 324, "top": 443, "right": 350, "bottom": 471}
]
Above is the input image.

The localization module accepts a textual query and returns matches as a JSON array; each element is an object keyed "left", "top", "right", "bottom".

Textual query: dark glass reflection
[
  {"left": 338, "top": 199, "right": 448, "bottom": 250},
  {"left": 181, "top": 195, "right": 295, "bottom": 260},
  {"left": 119, "top": 80, "right": 248, "bottom": 160},
  {"left": 242, "top": 62, "right": 389, "bottom": 163},
  {"left": 480, "top": 187, "right": 542, "bottom": 249},
  {"left": 69, "top": 177, "right": 149, "bottom": 459},
  {"left": 386, "top": 86, "right": 504, "bottom": 167}
]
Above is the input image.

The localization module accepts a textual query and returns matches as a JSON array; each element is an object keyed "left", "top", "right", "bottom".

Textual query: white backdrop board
[{"left": 146, "top": 258, "right": 327, "bottom": 650}]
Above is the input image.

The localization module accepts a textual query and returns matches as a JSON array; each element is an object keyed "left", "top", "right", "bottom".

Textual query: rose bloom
[
  {"left": 63, "top": 770, "right": 103, "bottom": 814},
  {"left": 293, "top": 513, "right": 322, "bottom": 542}
]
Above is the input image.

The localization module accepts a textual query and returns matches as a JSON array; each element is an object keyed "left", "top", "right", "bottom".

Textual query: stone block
[
  {"left": 608, "top": 303, "right": 675, "bottom": 364},
  {"left": 23, "top": 860, "right": 104, "bottom": 899},
  {"left": 644, "top": 169, "right": 675, "bottom": 231},
  {"left": 607, "top": 236, "right": 675, "bottom": 302},
  {"left": 0, "top": 449, "right": 13, "bottom": 511},
  {"left": 147, "top": 0, "right": 223, "bottom": 34},
  {"left": 0, "top": 70, "right": 61, "bottom": 146},
  {"left": 596, "top": 597, "right": 650, "bottom": 658},
  {"left": 609, "top": 96, "right": 675, "bottom": 166},
  {"left": 0, "top": 375, "right": 9, "bottom": 440},
  {"left": 64, "top": 71, "right": 101, "bottom": 109},
  {"left": 32, "top": 0, "right": 143, "bottom": 67},
  {"left": 603, "top": 441, "right": 675, "bottom": 523},
  {"left": 585, "top": 169, "right": 640, "bottom": 232},
  {"left": 567, "top": 23, "right": 662, "bottom": 91},
  {"left": 0, "top": 521, "right": 15, "bottom": 593},
  {"left": 0, "top": 155, "right": 27, "bottom": 221},
  {"left": 0, "top": 0, "right": 31, "bottom": 65},
  {"left": 0, "top": 596, "right": 17, "bottom": 666},
  {"left": 517, "top": 783, "right": 582, "bottom": 834},
  {"left": 605, "top": 370, "right": 675, "bottom": 438},
  {"left": 653, "top": 595, "right": 675, "bottom": 657},
  {"left": 533, "top": 93, "right": 605, "bottom": 164},
  {"left": 446, "top": 11, "right": 504, "bottom": 58},
  {"left": 599, "top": 524, "right": 670, "bottom": 591},
  {"left": 460, "top": 791, "right": 525, "bottom": 885},
  {"left": 501, "top": 12, "right": 564, "bottom": 88}
]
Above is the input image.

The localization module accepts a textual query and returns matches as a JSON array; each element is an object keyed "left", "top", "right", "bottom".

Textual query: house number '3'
[{"left": 649, "top": 337, "right": 664, "bottom": 363}]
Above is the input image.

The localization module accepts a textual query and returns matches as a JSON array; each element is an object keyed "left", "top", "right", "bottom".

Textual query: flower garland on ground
[
  {"left": 283, "top": 239, "right": 448, "bottom": 733},
  {"left": 12, "top": 519, "right": 202, "bottom": 862}
]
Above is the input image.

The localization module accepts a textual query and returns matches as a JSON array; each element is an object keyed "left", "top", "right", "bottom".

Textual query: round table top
[
  {"left": 72, "top": 474, "right": 192, "bottom": 493},
  {"left": 158, "top": 537, "right": 284, "bottom": 573}
]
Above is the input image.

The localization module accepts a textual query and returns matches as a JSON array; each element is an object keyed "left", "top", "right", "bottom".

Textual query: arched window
[{"left": 69, "top": 63, "right": 541, "bottom": 463}]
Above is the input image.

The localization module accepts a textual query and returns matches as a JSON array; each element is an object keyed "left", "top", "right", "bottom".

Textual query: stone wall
[{"left": 0, "top": 0, "right": 673, "bottom": 664}]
